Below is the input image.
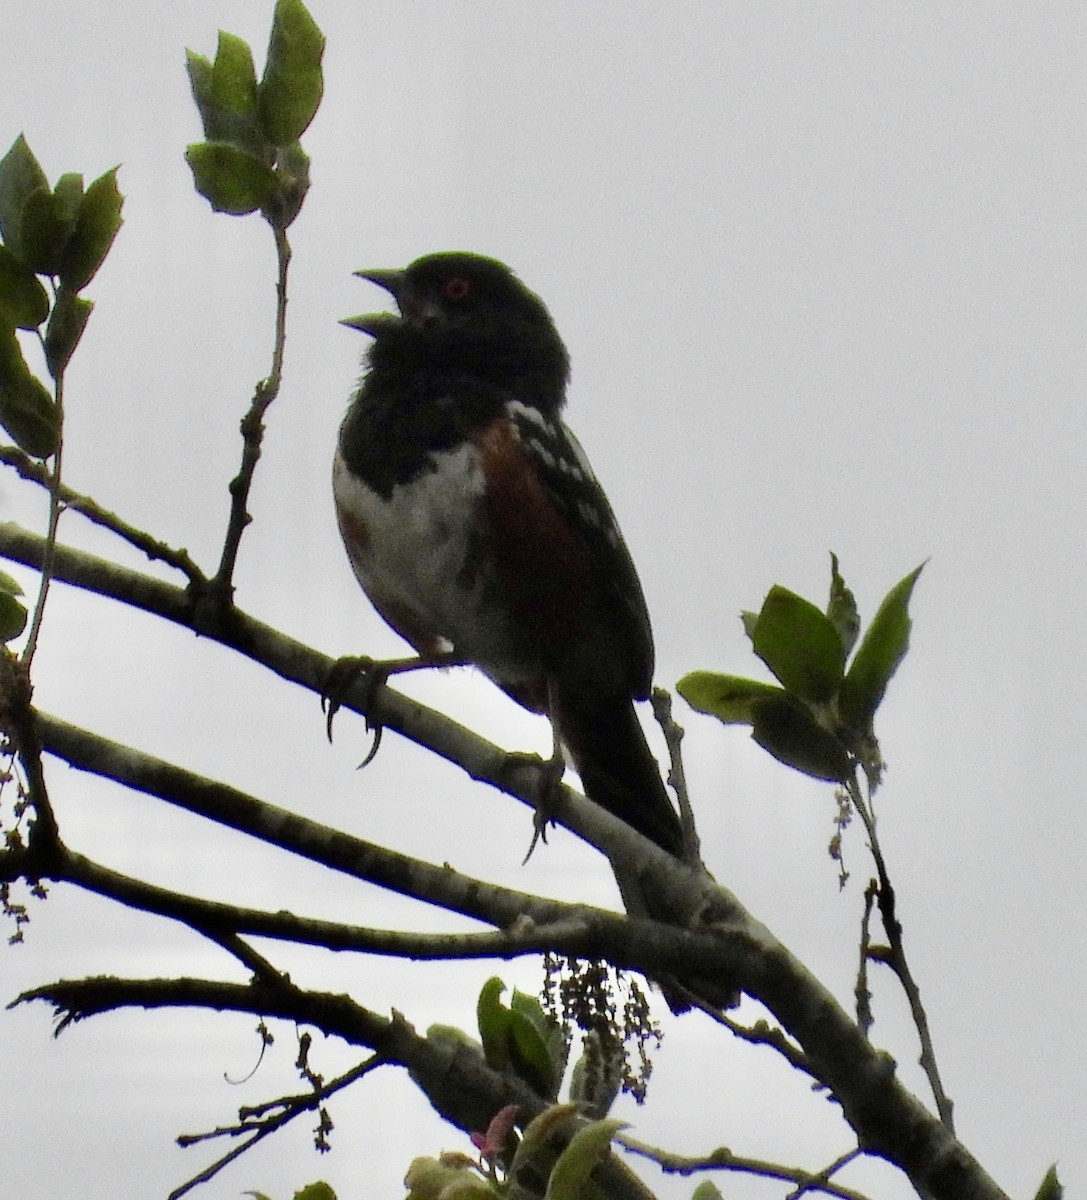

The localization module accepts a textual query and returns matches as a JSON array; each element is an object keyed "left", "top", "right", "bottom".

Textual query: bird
[{"left": 331, "top": 251, "right": 686, "bottom": 902}]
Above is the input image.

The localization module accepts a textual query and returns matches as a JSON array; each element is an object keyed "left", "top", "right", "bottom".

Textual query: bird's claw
[
  {"left": 322, "top": 650, "right": 465, "bottom": 765},
  {"left": 322, "top": 655, "right": 386, "bottom": 744},
  {"left": 500, "top": 749, "right": 566, "bottom": 864}
]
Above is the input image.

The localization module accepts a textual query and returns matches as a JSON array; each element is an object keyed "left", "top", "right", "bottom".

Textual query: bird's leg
[
  {"left": 503, "top": 685, "right": 569, "bottom": 862},
  {"left": 322, "top": 651, "right": 464, "bottom": 756}
]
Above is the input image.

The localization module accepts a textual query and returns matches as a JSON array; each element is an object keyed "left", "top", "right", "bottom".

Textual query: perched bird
[{"left": 332, "top": 251, "right": 685, "bottom": 891}]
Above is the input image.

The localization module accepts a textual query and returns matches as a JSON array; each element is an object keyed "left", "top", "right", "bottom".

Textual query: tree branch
[
  {"left": 12, "top": 973, "right": 657, "bottom": 1200},
  {"left": 0, "top": 524, "right": 1013, "bottom": 1200}
]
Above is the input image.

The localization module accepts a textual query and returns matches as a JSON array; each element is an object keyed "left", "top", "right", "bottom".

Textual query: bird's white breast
[{"left": 332, "top": 442, "right": 522, "bottom": 671}]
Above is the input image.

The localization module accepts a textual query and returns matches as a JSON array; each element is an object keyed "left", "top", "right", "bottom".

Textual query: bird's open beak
[
  {"left": 341, "top": 268, "right": 407, "bottom": 335},
  {"left": 352, "top": 268, "right": 405, "bottom": 299}
]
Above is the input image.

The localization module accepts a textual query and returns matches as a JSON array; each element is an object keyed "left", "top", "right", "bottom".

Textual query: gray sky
[{"left": 2, "top": 4, "right": 1084, "bottom": 1199}]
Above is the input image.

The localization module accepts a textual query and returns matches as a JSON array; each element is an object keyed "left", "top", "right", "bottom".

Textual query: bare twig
[
  {"left": 209, "top": 225, "right": 292, "bottom": 605},
  {"left": 700, "top": 1009, "right": 812, "bottom": 1077},
  {"left": 855, "top": 879, "right": 877, "bottom": 1037},
  {"left": 0, "top": 444, "right": 205, "bottom": 583},
  {"left": 20, "top": 369, "right": 64, "bottom": 666},
  {"left": 0, "top": 649, "right": 58, "bottom": 851},
  {"left": 849, "top": 775, "right": 954, "bottom": 1130},
  {"left": 170, "top": 1054, "right": 381, "bottom": 1199},
  {"left": 650, "top": 687, "right": 700, "bottom": 861},
  {"left": 619, "top": 1134, "right": 873, "bottom": 1200},
  {"left": 787, "top": 1148, "right": 864, "bottom": 1199}
]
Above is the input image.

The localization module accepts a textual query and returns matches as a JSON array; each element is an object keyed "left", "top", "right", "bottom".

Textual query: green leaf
[
  {"left": 213, "top": 32, "right": 259, "bottom": 120},
  {"left": 294, "top": 1183, "right": 337, "bottom": 1200},
  {"left": 188, "top": 35, "right": 265, "bottom": 153},
  {"left": 826, "top": 553, "right": 860, "bottom": 658},
  {"left": 477, "top": 976, "right": 510, "bottom": 1071},
  {"left": 839, "top": 563, "right": 926, "bottom": 731},
  {"left": 184, "top": 142, "right": 279, "bottom": 215},
  {"left": 0, "top": 569, "right": 27, "bottom": 643},
  {"left": 59, "top": 167, "right": 123, "bottom": 290},
  {"left": 424, "top": 1022, "right": 480, "bottom": 1052},
  {"left": 750, "top": 585, "right": 846, "bottom": 703},
  {"left": 19, "top": 185, "right": 74, "bottom": 276},
  {"left": 44, "top": 289, "right": 94, "bottom": 377},
  {"left": 510, "top": 988, "right": 566, "bottom": 1096},
  {"left": 507, "top": 1007, "right": 555, "bottom": 1097},
  {"left": 690, "top": 1184, "right": 725, "bottom": 1200},
  {"left": 0, "top": 244, "right": 49, "bottom": 328},
  {"left": 0, "top": 324, "right": 58, "bottom": 457},
  {"left": 404, "top": 1157, "right": 492, "bottom": 1200},
  {"left": 257, "top": 0, "right": 325, "bottom": 146},
  {"left": 474, "top": 981, "right": 561, "bottom": 1096},
  {"left": 1032, "top": 1165, "right": 1063, "bottom": 1200},
  {"left": 0, "top": 135, "right": 49, "bottom": 258},
  {"left": 185, "top": 50, "right": 216, "bottom": 136},
  {"left": 750, "top": 695, "right": 851, "bottom": 783},
  {"left": 0, "top": 568, "right": 24, "bottom": 596},
  {"left": 0, "top": 594, "right": 27, "bottom": 642},
  {"left": 677, "top": 671, "right": 787, "bottom": 725},
  {"left": 545, "top": 1118, "right": 625, "bottom": 1200},
  {"left": 513, "top": 1104, "right": 581, "bottom": 1176},
  {"left": 262, "top": 139, "right": 310, "bottom": 229},
  {"left": 52, "top": 173, "right": 86, "bottom": 224}
]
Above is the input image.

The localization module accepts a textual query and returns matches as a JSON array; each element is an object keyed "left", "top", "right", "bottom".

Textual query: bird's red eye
[{"left": 444, "top": 277, "right": 472, "bottom": 301}]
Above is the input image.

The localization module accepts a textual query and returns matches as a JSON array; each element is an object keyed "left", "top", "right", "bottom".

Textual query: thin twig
[
  {"left": 20, "top": 368, "right": 64, "bottom": 667},
  {"left": 787, "top": 1148, "right": 864, "bottom": 1198},
  {"left": 210, "top": 225, "right": 291, "bottom": 605},
  {"left": 0, "top": 649, "right": 59, "bottom": 850},
  {"left": 194, "top": 927, "right": 289, "bottom": 987},
  {"left": 619, "top": 1134, "right": 874, "bottom": 1200},
  {"left": 855, "top": 879, "right": 877, "bottom": 1037},
  {"left": 849, "top": 774, "right": 954, "bottom": 1130},
  {"left": 700, "top": 1009, "right": 812, "bottom": 1076},
  {"left": 170, "top": 1054, "right": 381, "bottom": 1200},
  {"left": 0, "top": 444, "right": 205, "bottom": 583},
  {"left": 650, "top": 687, "right": 701, "bottom": 861}
]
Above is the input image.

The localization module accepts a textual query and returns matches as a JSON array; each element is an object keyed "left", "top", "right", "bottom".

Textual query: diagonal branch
[{"left": 53, "top": 844, "right": 605, "bottom": 963}]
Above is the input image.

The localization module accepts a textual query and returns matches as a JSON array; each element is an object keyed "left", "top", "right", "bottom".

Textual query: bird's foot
[
  {"left": 322, "top": 652, "right": 462, "bottom": 763},
  {"left": 498, "top": 747, "right": 567, "bottom": 864}
]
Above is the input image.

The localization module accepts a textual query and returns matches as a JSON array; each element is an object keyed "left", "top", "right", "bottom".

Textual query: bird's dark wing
[{"left": 503, "top": 399, "right": 655, "bottom": 699}]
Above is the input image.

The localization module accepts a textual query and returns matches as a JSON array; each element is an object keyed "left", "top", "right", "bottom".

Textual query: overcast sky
[{"left": 2, "top": 4, "right": 1084, "bottom": 1199}]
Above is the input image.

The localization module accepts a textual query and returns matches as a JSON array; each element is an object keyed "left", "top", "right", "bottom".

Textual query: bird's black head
[{"left": 345, "top": 252, "right": 570, "bottom": 413}]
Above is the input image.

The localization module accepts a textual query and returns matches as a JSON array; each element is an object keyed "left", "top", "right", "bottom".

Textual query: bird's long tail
[
  {"left": 554, "top": 693, "right": 684, "bottom": 861},
  {"left": 554, "top": 693, "right": 738, "bottom": 1013}
]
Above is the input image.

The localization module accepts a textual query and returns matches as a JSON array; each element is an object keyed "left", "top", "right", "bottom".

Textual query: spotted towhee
[{"left": 333, "top": 252, "right": 686, "bottom": 905}]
